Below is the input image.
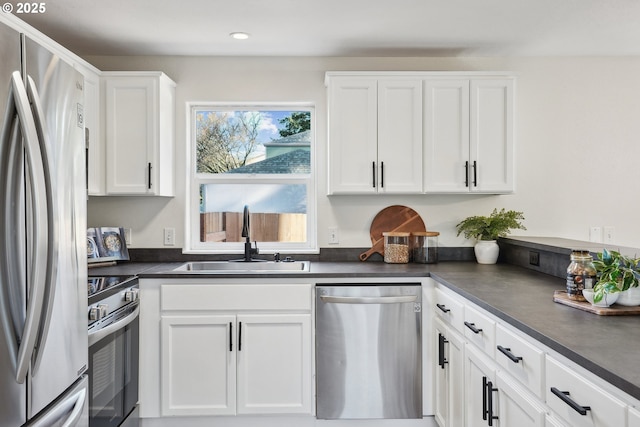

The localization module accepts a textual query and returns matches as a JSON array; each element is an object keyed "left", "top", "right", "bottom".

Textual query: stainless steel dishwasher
[{"left": 315, "top": 284, "right": 422, "bottom": 419}]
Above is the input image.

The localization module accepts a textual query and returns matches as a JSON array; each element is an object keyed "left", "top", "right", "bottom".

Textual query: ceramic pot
[
  {"left": 474, "top": 240, "right": 499, "bottom": 264},
  {"left": 616, "top": 287, "right": 640, "bottom": 306},
  {"left": 582, "top": 288, "right": 619, "bottom": 307}
]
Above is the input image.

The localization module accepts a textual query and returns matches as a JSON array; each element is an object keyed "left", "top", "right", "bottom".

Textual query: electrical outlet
[
  {"left": 164, "top": 227, "right": 175, "bottom": 246},
  {"left": 328, "top": 227, "right": 339, "bottom": 245},
  {"left": 604, "top": 226, "right": 615, "bottom": 244},
  {"left": 589, "top": 226, "right": 602, "bottom": 243},
  {"left": 529, "top": 250, "right": 540, "bottom": 266},
  {"left": 123, "top": 228, "right": 132, "bottom": 245}
]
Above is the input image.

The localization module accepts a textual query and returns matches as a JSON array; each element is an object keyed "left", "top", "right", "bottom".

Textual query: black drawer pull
[
  {"left": 497, "top": 345, "right": 523, "bottom": 363},
  {"left": 551, "top": 387, "right": 591, "bottom": 416},
  {"left": 229, "top": 322, "right": 233, "bottom": 352},
  {"left": 464, "top": 321, "right": 483, "bottom": 334},
  {"left": 482, "top": 376, "right": 498, "bottom": 425},
  {"left": 436, "top": 303, "right": 450, "bottom": 313}
]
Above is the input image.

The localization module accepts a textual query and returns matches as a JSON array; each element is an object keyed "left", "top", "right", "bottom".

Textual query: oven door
[{"left": 88, "top": 303, "right": 139, "bottom": 427}]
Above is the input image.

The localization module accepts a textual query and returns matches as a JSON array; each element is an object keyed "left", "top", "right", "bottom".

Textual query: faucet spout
[{"left": 242, "top": 205, "right": 250, "bottom": 239}]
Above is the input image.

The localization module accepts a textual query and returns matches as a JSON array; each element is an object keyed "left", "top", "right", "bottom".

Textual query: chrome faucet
[{"left": 242, "top": 205, "right": 259, "bottom": 261}]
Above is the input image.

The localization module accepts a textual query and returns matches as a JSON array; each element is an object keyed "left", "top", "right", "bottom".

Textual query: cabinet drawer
[
  {"left": 161, "top": 284, "right": 312, "bottom": 311},
  {"left": 463, "top": 304, "right": 495, "bottom": 357},
  {"left": 546, "top": 355, "right": 626, "bottom": 427},
  {"left": 434, "top": 287, "right": 464, "bottom": 333},
  {"left": 495, "top": 324, "right": 544, "bottom": 399}
]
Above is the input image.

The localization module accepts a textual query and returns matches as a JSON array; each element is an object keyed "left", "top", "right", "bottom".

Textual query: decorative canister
[
  {"left": 411, "top": 231, "right": 440, "bottom": 263},
  {"left": 382, "top": 232, "right": 410, "bottom": 263},
  {"left": 566, "top": 249, "right": 597, "bottom": 301}
]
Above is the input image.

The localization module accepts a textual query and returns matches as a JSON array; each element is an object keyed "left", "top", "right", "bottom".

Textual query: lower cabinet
[
  {"left": 434, "top": 317, "right": 465, "bottom": 427},
  {"left": 432, "top": 283, "right": 640, "bottom": 427},
  {"left": 161, "top": 313, "right": 312, "bottom": 416},
  {"left": 139, "top": 280, "right": 313, "bottom": 419}
]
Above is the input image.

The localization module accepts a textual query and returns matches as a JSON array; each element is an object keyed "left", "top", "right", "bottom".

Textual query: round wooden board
[{"left": 359, "top": 205, "right": 426, "bottom": 261}]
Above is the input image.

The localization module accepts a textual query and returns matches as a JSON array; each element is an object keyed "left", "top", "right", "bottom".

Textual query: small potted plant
[
  {"left": 591, "top": 249, "right": 640, "bottom": 306},
  {"left": 456, "top": 208, "right": 526, "bottom": 264}
]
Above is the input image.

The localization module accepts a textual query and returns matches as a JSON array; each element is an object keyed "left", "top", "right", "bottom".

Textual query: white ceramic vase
[
  {"left": 474, "top": 240, "right": 499, "bottom": 264},
  {"left": 616, "top": 287, "right": 640, "bottom": 306}
]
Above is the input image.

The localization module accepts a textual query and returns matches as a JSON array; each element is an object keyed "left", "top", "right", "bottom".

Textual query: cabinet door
[
  {"left": 434, "top": 318, "right": 465, "bottom": 427},
  {"left": 81, "top": 66, "right": 104, "bottom": 195},
  {"left": 327, "top": 78, "right": 378, "bottom": 194},
  {"left": 236, "top": 314, "right": 312, "bottom": 415},
  {"left": 496, "top": 371, "right": 545, "bottom": 427},
  {"left": 465, "top": 344, "right": 498, "bottom": 427},
  {"left": 377, "top": 79, "right": 423, "bottom": 193},
  {"left": 423, "top": 79, "right": 470, "bottom": 192},
  {"left": 105, "top": 76, "right": 156, "bottom": 194},
  {"left": 470, "top": 79, "right": 514, "bottom": 193},
  {"left": 160, "top": 315, "right": 236, "bottom": 416}
]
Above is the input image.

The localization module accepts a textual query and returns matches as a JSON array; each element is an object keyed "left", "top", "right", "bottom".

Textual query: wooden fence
[{"left": 200, "top": 212, "right": 306, "bottom": 243}]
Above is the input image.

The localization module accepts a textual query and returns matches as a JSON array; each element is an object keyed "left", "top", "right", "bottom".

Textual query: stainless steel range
[{"left": 87, "top": 276, "right": 139, "bottom": 427}]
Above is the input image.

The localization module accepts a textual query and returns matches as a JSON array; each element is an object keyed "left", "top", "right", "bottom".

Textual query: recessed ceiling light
[{"left": 230, "top": 32, "right": 250, "bottom": 40}]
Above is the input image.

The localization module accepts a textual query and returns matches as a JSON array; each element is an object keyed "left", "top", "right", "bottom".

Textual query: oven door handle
[
  {"left": 88, "top": 305, "right": 139, "bottom": 346},
  {"left": 320, "top": 295, "right": 418, "bottom": 304}
]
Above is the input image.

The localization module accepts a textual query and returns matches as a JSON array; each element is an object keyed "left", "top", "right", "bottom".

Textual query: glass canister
[
  {"left": 566, "top": 249, "right": 597, "bottom": 301},
  {"left": 383, "top": 232, "right": 410, "bottom": 263},
  {"left": 411, "top": 231, "right": 440, "bottom": 263}
]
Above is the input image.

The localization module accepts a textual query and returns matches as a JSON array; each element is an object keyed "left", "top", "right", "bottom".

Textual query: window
[{"left": 186, "top": 104, "right": 316, "bottom": 254}]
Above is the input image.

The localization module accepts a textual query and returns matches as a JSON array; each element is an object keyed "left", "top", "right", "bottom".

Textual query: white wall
[{"left": 85, "top": 55, "right": 640, "bottom": 250}]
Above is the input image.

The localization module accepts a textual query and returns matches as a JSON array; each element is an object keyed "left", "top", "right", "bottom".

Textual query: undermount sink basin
[{"left": 172, "top": 260, "right": 310, "bottom": 273}]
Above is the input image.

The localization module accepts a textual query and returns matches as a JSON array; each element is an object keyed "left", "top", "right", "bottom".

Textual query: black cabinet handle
[
  {"left": 497, "top": 345, "right": 523, "bottom": 363},
  {"left": 238, "top": 321, "right": 242, "bottom": 351},
  {"left": 551, "top": 387, "right": 591, "bottom": 416},
  {"left": 464, "top": 321, "right": 483, "bottom": 334},
  {"left": 436, "top": 303, "right": 450, "bottom": 313},
  {"left": 438, "top": 333, "right": 449, "bottom": 369},
  {"left": 229, "top": 322, "right": 233, "bottom": 352},
  {"left": 472, "top": 160, "right": 477, "bottom": 187},
  {"left": 148, "top": 162, "right": 152, "bottom": 189},
  {"left": 380, "top": 161, "right": 384, "bottom": 188},
  {"left": 464, "top": 161, "right": 469, "bottom": 187},
  {"left": 483, "top": 376, "right": 498, "bottom": 425},
  {"left": 372, "top": 161, "right": 376, "bottom": 188}
]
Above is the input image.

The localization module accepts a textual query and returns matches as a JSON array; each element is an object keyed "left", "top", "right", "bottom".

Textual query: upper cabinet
[
  {"left": 326, "top": 75, "right": 423, "bottom": 194},
  {"left": 424, "top": 78, "right": 514, "bottom": 193},
  {"left": 76, "top": 63, "right": 104, "bottom": 196},
  {"left": 326, "top": 72, "right": 515, "bottom": 195},
  {"left": 102, "top": 72, "right": 175, "bottom": 196}
]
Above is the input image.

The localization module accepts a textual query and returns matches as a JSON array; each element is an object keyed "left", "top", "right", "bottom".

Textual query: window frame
[{"left": 184, "top": 102, "right": 317, "bottom": 254}]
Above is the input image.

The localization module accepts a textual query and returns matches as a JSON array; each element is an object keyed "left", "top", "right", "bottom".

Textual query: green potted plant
[
  {"left": 456, "top": 208, "right": 526, "bottom": 264},
  {"left": 591, "top": 249, "right": 640, "bottom": 306}
]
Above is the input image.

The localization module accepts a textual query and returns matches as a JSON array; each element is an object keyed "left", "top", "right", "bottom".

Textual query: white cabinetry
[
  {"left": 139, "top": 280, "right": 313, "bottom": 419},
  {"left": 103, "top": 72, "right": 175, "bottom": 196},
  {"left": 424, "top": 78, "right": 514, "bottom": 193},
  {"left": 545, "top": 355, "right": 626, "bottom": 427},
  {"left": 326, "top": 74, "right": 423, "bottom": 194},
  {"left": 434, "top": 317, "right": 465, "bottom": 427},
  {"left": 431, "top": 281, "right": 639, "bottom": 427}
]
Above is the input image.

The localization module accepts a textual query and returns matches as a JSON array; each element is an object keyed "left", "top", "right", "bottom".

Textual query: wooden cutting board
[{"left": 359, "top": 205, "right": 426, "bottom": 261}]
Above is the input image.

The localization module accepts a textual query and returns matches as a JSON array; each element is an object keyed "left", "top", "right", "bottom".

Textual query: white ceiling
[{"left": 18, "top": 0, "right": 640, "bottom": 57}]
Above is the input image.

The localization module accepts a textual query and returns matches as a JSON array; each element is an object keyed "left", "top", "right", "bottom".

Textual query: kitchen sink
[{"left": 172, "top": 260, "right": 310, "bottom": 273}]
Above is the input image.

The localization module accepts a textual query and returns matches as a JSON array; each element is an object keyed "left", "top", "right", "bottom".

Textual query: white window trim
[{"left": 184, "top": 102, "right": 317, "bottom": 255}]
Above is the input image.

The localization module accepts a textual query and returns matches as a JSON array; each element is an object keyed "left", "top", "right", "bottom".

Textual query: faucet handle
[
  {"left": 274, "top": 252, "right": 281, "bottom": 262},
  {"left": 252, "top": 241, "right": 259, "bottom": 255}
]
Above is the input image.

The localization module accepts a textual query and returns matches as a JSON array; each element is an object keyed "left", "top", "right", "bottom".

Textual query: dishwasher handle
[{"left": 320, "top": 295, "right": 418, "bottom": 304}]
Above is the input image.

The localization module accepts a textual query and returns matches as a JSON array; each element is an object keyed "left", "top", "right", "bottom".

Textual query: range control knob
[
  {"left": 89, "top": 304, "right": 108, "bottom": 321},
  {"left": 124, "top": 288, "right": 139, "bottom": 302}
]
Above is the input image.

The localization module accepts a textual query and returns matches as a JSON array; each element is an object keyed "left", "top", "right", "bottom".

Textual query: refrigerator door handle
[
  {"left": 29, "top": 378, "right": 87, "bottom": 427},
  {"left": 8, "top": 70, "right": 50, "bottom": 384},
  {"left": 25, "top": 75, "right": 57, "bottom": 375}
]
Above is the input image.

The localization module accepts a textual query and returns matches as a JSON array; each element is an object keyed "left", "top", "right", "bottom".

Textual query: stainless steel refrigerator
[{"left": 0, "top": 18, "right": 88, "bottom": 427}]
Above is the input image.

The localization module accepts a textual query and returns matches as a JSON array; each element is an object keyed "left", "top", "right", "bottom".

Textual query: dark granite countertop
[{"left": 88, "top": 257, "right": 640, "bottom": 402}]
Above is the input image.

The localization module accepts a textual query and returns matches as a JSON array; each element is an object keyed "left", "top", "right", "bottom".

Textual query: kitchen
[{"left": 2, "top": 1, "right": 640, "bottom": 427}]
